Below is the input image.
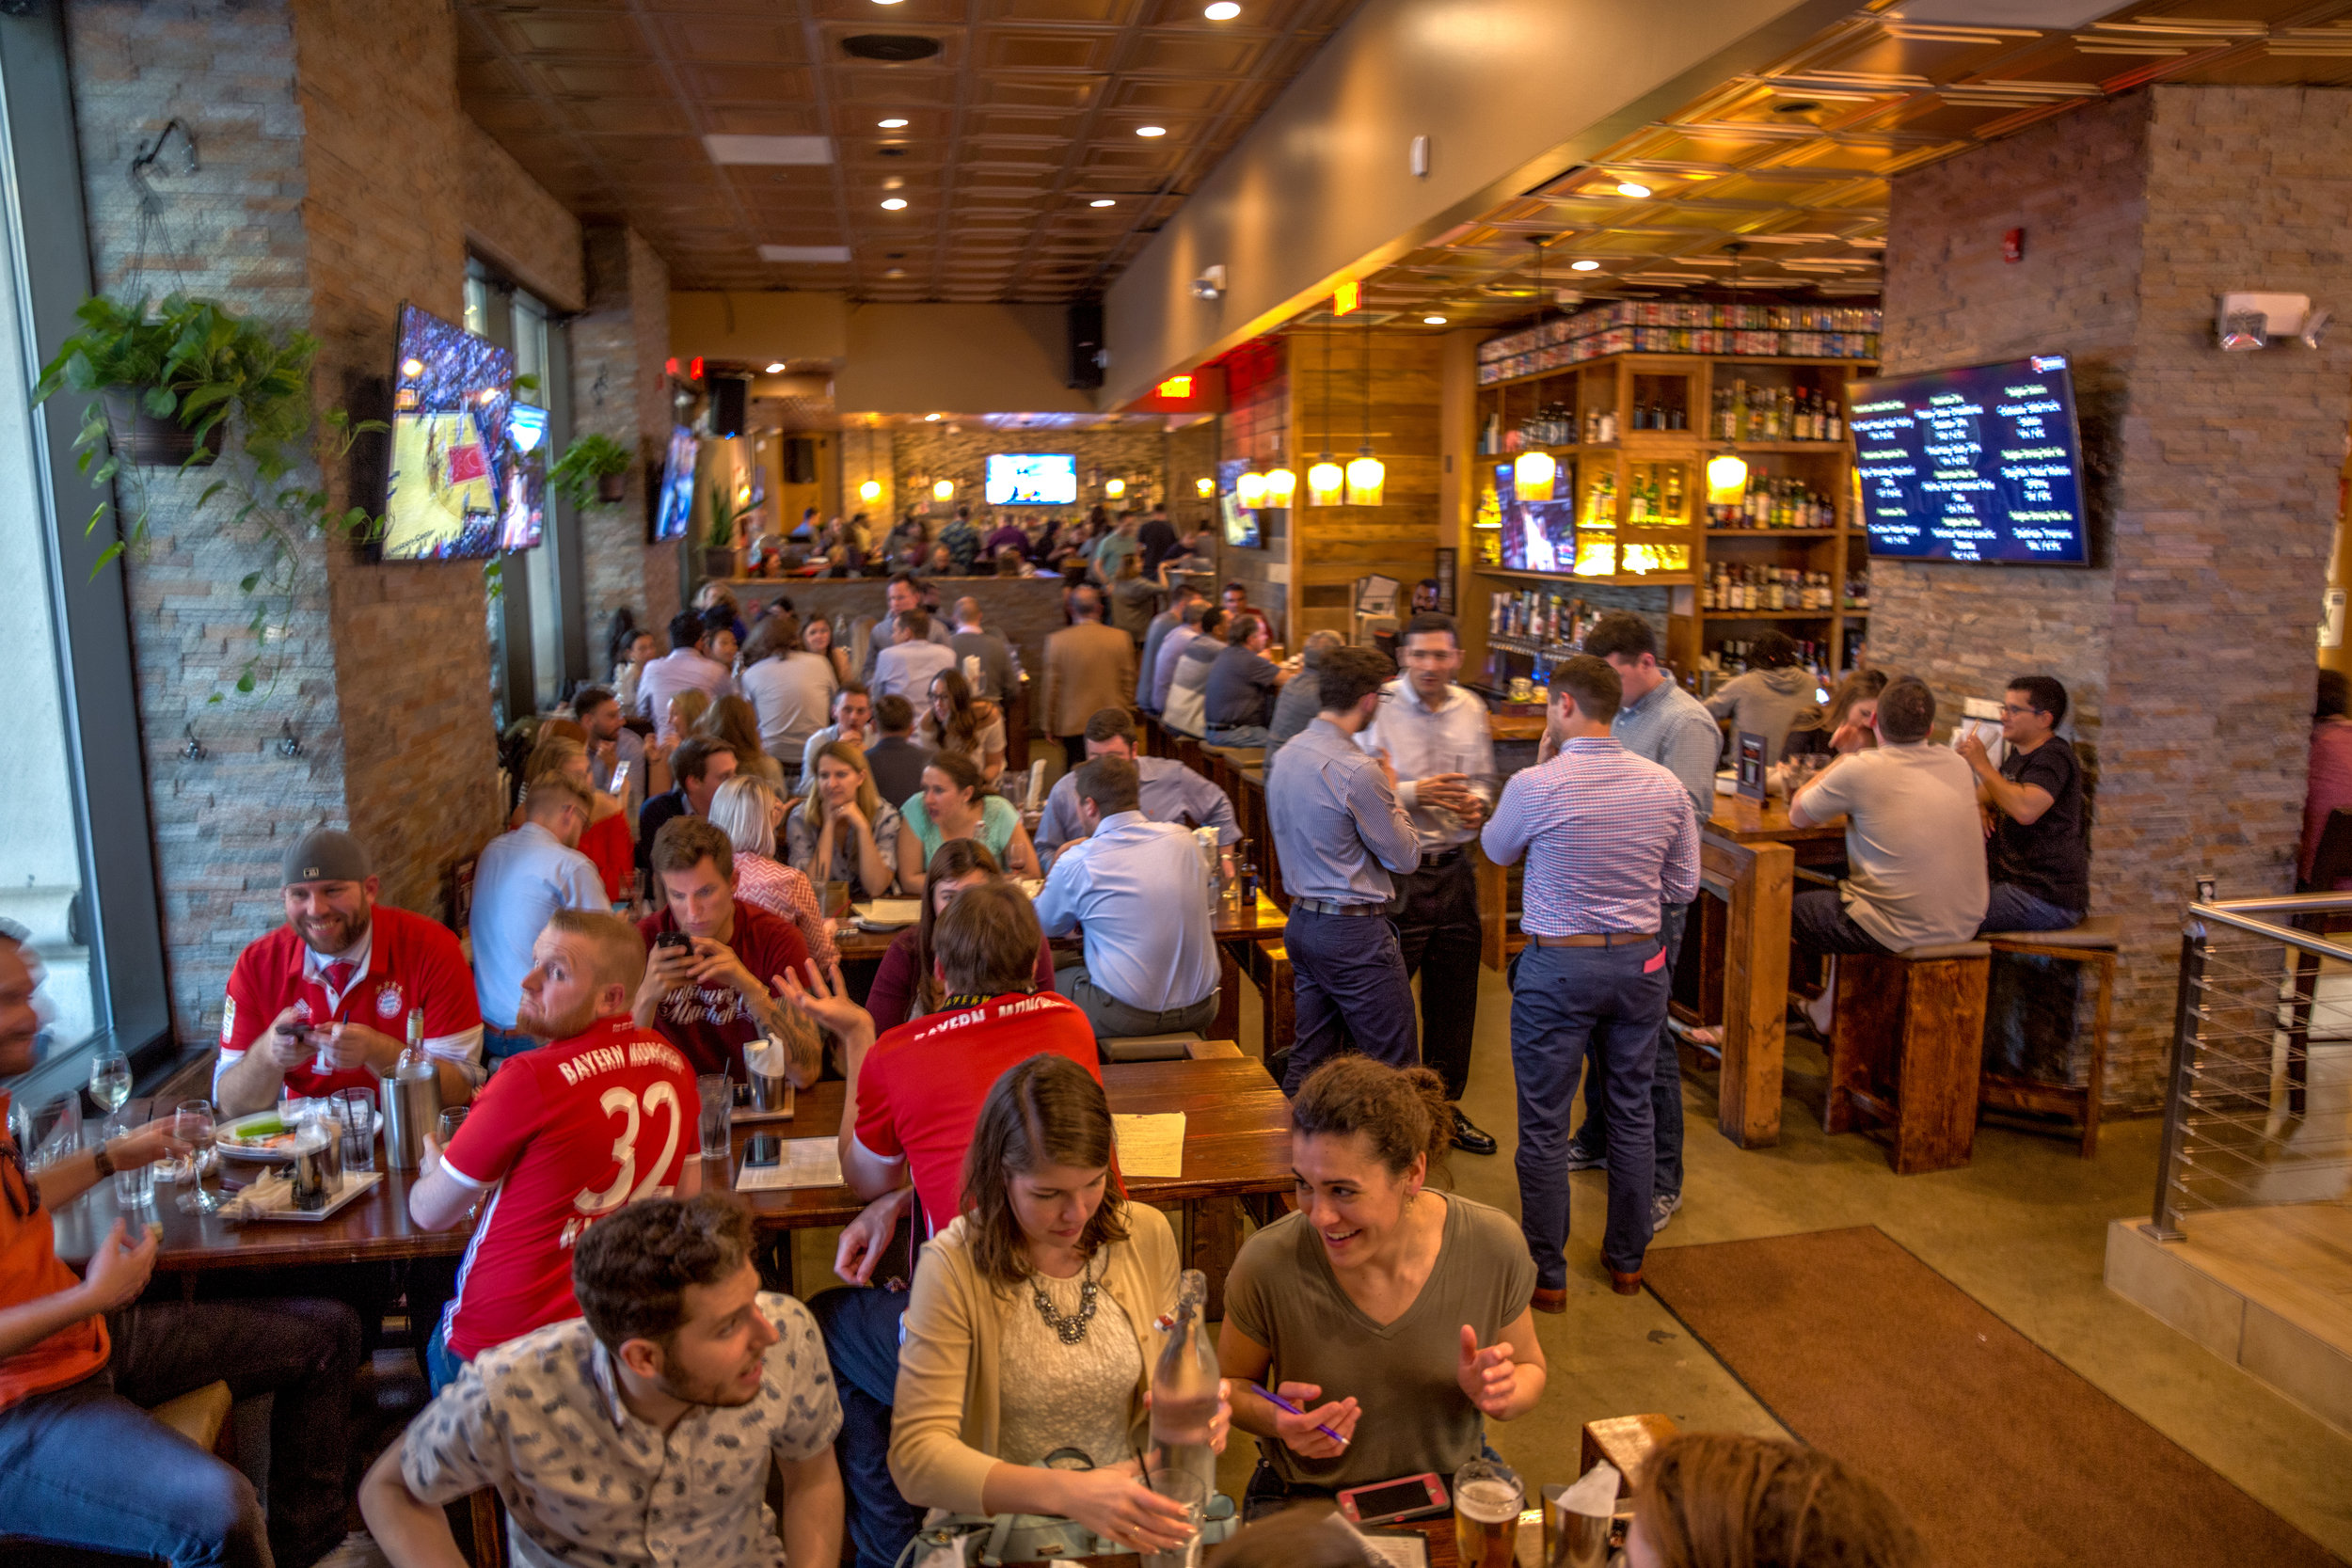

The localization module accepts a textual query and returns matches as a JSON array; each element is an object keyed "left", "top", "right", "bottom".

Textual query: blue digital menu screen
[{"left": 1848, "top": 355, "right": 2089, "bottom": 564}]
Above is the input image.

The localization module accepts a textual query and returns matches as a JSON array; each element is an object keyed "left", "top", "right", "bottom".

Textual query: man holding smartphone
[{"left": 634, "top": 816, "right": 821, "bottom": 1085}]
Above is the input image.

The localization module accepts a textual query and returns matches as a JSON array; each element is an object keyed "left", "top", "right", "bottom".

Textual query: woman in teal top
[{"left": 898, "top": 750, "right": 1041, "bottom": 892}]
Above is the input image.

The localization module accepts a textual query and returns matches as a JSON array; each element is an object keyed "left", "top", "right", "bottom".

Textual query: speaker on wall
[
  {"left": 710, "top": 374, "right": 750, "bottom": 437},
  {"left": 1066, "top": 300, "right": 1104, "bottom": 389},
  {"left": 784, "top": 436, "right": 818, "bottom": 484}
]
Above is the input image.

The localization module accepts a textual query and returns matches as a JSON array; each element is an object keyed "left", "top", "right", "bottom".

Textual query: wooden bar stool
[
  {"left": 1826, "top": 940, "right": 1991, "bottom": 1174},
  {"left": 1977, "top": 914, "right": 2118, "bottom": 1158}
]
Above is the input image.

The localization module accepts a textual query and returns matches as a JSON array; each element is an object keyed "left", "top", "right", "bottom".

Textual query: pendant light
[
  {"left": 1263, "top": 466, "right": 1295, "bottom": 506},
  {"left": 1514, "top": 236, "right": 1559, "bottom": 502},
  {"left": 1707, "top": 243, "right": 1751, "bottom": 505},
  {"left": 1308, "top": 319, "right": 1344, "bottom": 505},
  {"left": 1236, "top": 469, "right": 1268, "bottom": 508},
  {"left": 858, "top": 421, "right": 882, "bottom": 504},
  {"left": 1344, "top": 310, "right": 1384, "bottom": 506}
]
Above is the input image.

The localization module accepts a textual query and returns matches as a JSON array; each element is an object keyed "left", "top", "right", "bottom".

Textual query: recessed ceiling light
[
  {"left": 1089, "top": 198, "right": 1117, "bottom": 208},
  {"left": 878, "top": 117, "right": 909, "bottom": 129},
  {"left": 880, "top": 197, "right": 908, "bottom": 210},
  {"left": 765, "top": 361, "right": 786, "bottom": 372},
  {"left": 1422, "top": 315, "right": 1448, "bottom": 325},
  {"left": 1204, "top": 1, "right": 1241, "bottom": 16},
  {"left": 1136, "top": 125, "right": 1168, "bottom": 137},
  {"left": 1615, "top": 181, "right": 1652, "bottom": 198},
  {"left": 1570, "top": 259, "right": 1601, "bottom": 272}
]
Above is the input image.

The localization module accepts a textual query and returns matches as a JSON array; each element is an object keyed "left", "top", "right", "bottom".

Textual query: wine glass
[
  {"left": 88, "top": 1050, "right": 132, "bottom": 1117},
  {"left": 173, "top": 1101, "right": 225, "bottom": 1214}
]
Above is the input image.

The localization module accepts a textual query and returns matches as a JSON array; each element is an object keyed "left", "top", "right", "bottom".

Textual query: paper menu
[
  {"left": 1112, "top": 1112, "right": 1185, "bottom": 1178},
  {"left": 854, "top": 899, "right": 924, "bottom": 927},
  {"left": 735, "top": 1137, "right": 845, "bottom": 1192}
]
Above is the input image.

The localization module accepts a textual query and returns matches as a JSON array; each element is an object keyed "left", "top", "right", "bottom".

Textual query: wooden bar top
[
  {"left": 52, "top": 1160, "right": 468, "bottom": 1273},
  {"left": 834, "top": 891, "right": 1287, "bottom": 962},
  {"left": 1706, "top": 793, "right": 1846, "bottom": 845}
]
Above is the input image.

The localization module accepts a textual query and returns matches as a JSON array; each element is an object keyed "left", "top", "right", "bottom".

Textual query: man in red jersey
[
  {"left": 634, "top": 816, "right": 820, "bottom": 1085},
  {"left": 779, "top": 879, "right": 1097, "bottom": 1568},
  {"left": 405, "top": 910, "right": 703, "bottom": 1392},
  {"left": 215, "top": 828, "right": 482, "bottom": 1117}
]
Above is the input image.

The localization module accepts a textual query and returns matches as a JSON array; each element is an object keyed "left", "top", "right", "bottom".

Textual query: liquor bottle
[
  {"left": 1152, "top": 1269, "right": 1221, "bottom": 1495},
  {"left": 1662, "top": 467, "right": 1684, "bottom": 521},
  {"left": 1825, "top": 396, "right": 1843, "bottom": 443}
]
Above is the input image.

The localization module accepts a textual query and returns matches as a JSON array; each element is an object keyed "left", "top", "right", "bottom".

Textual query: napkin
[
  {"left": 735, "top": 1137, "right": 844, "bottom": 1192},
  {"left": 1560, "top": 1460, "right": 1620, "bottom": 1518}
]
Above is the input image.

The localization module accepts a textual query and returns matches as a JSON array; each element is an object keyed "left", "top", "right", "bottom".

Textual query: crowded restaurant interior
[{"left": 8, "top": 0, "right": 2352, "bottom": 1564}]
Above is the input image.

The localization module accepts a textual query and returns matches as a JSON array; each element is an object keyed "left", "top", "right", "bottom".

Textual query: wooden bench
[
  {"left": 1978, "top": 914, "right": 2118, "bottom": 1158},
  {"left": 1826, "top": 940, "right": 1991, "bottom": 1174},
  {"left": 1247, "top": 940, "right": 1295, "bottom": 1074}
]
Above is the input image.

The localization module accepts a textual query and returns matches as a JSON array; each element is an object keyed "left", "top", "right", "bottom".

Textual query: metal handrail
[{"left": 2143, "top": 888, "right": 2352, "bottom": 1241}]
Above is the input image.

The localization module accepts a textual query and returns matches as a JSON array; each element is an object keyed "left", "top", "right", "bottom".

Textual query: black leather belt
[
  {"left": 1418, "top": 846, "right": 1467, "bottom": 870},
  {"left": 1293, "top": 898, "right": 1391, "bottom": 917}
]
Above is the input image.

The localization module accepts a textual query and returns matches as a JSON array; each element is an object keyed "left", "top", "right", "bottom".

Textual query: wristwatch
[{"left": 91, "top": 1142, "right": 117, "bottom": 1180}]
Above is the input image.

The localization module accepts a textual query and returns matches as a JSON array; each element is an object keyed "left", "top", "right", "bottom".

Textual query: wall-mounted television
[
  {"left": 1496, "top": 459, "right": 1580, "bottom": 575},
  {"left": 1848, "top": 354, "right": 2089, "bottom": 565},
  {"left": 383, "top": 304, "right": 514, "bottom": 561},
  {"left": 652, "top": 425, "right": 699, "bottom": 542},
  {"left": 985, "top": 453, "right": 1077, "bottom": 506},
  {"left": 500, "top": 403, "right": 548, "bottom": 552},
  {"left": 1217, "top": 457, "right": 1259, "bottom": 550}
]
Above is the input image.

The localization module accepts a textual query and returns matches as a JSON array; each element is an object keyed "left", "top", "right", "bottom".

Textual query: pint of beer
[{"left": 1453, "top": 1459, "right": 1523, "bottom": 1568}]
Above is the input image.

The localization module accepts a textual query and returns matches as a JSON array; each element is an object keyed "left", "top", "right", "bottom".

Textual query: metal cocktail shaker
[{"left": 380, "top": 1008, "right": 441, "bottom": 1171}]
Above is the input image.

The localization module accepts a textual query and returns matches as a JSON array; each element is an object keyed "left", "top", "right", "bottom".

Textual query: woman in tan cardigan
[{"left": 890, "top": 1054, "right": 1228, "bottom": 1551}]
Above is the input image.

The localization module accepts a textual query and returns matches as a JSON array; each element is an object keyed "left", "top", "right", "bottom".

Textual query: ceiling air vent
[{"left": 842, "top": 34, "right": 941, "bottom": 61}]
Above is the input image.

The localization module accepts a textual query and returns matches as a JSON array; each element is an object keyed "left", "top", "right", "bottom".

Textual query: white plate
[{"left": 214, "top": 1105, "right": 376, "bottom": 1164}]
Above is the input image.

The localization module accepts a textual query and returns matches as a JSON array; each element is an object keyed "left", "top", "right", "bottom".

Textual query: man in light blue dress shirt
[
  {"left": 1037, "top": 756, "right": 1220, "bottom": 1039},
  {"left": 1263, "top": 646, "right": 1422, "bottom": 1093},
  {"left": 469, "top": 776, "right": 609, "bottom": 1064},
  {"left": 1034, "top": 707, "right": 1238, "bottom": 866}
]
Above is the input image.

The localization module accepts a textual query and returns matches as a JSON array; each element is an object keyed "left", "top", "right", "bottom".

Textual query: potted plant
[
  {"left": 704, "top": 483, "right": 742, "bottom": 579},
  {"left": 36, "top": 293, "right": 313, "bottom": 470},
  {"left": 549, "top": 432, "right": 632, "bottom": 508}
]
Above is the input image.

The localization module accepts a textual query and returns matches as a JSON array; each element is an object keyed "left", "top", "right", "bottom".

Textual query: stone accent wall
[
  {"left": 887, "top": 423, "right": 1168, "bottom": 536},
  {"left": 463, "top": 119, "right": 584, "bottom": 313},
  {"left": 1872, "top": 86, "right": 2352, "bottom": 1109},
  {"left": 574, "top": 225, "right": 679, "bottom": 643}
]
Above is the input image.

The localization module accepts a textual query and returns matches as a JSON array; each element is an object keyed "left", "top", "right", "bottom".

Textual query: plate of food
[{"left": 215, "top": 1105, "right": 374, "bottom": 1163}]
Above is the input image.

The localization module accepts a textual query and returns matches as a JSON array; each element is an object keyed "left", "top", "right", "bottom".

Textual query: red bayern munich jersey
[
  {"left": 217, "top": 906, "right": 483, "bottom": 1101},
  {"left": 437, "top": 1015, "right": 701, "bottom": 1359},
  {"left": 852, "top": 990, "right": 1100, "bottom": 1234}
]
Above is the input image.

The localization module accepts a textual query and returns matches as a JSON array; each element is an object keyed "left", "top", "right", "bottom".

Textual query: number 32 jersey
[{"left": 438, "top": 1015, "right": 702, "bottom": 1360}]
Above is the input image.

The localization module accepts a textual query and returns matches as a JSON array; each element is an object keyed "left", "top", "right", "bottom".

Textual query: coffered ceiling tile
[
  {"left": 681, "top": 64, "right": 815, "bottom": 102},
  {"left": 983, "top": 30, "right": 1119, "bottom": 71},
  {"left": 978, "top": 75, "right": 1104, "bottom": 108},
  {"left": 653, "top": 17, "right": 809, "bottom": 62},
  {"left": 1107, "top": 77, "right": 1229, "bottom": 110},
  {"left": 499, "top": 13, "right": 649, "bottom": 55}
]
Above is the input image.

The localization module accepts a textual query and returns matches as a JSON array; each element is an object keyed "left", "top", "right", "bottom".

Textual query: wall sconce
[
  {"left": 1236, "top": 470, "right": 1267, "bottom": 508},
  {"left": 1262, "top": 467, "right": 1295, "bottom": 507},
  {"left": 1104, "top": 477, "right": 1126, "bottom": 499},
  {"left": 1194, "top": 476, "right": 1215, "bottom": 498},
  {"left": 2217, "top": 292, "right": 2329, "bottom": 351},
  {"left": 1191, "top": 264, "right": 1227, "bottom": 301},
  {"left": 1706, "top": 449, "right": 1748, "bottom": 505},
  {"left": 932, "top": 479, "right": 954, "bottom": 501},
  {"left": 1307, "top": 459, "right": 1344, "bottom": 507},
  {"left": 1513, "top": 450, "right": 1556, "bottom": 503},
  {"left": 859, "top": 479, "right": 882, "bottom": 502}
]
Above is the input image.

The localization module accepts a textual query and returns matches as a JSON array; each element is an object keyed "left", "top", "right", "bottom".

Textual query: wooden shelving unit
[{"left": 1468, "top": 350, "right": 1874, "bottom": 689}]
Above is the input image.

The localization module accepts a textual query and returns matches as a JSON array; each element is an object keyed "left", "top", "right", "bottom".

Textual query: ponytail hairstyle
[{"left": 1287, "top": 1055, "right": 1451, "bottom": 1183}]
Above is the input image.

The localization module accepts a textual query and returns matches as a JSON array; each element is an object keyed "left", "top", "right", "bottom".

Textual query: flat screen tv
[
  {"left": 652, "top": 425, "right": 699, "bottom": 542},
  {"left": 1848, "top": 354, "right": 2089, "bottom": 564},
  {"left": 985, "top": 452, "right": 1077, "bottom": 506},
  {"left": 1217, "top": 457, "right": 1259, "bottom": 550},
  {"left": 1496, "top": 459, "right": 1581, "bottom": 575},
  {"left": 499, "top": 403, "right": 549, "bottom": 552},
  {"left": 383, "top": 304, "right": 515, "bottom": 561}
]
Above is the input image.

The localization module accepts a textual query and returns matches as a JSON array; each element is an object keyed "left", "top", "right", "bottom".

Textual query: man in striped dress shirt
[{"left": 1482, "top": 655, "right": 1698, "bottom": 1305}]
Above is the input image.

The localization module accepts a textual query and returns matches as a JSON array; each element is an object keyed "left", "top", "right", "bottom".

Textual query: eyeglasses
[{"left": 1996, "top": 703, "right": 2044, "bottom": 718}]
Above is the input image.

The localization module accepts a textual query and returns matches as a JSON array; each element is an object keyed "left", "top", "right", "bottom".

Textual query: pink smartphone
[{"left": 1336, "top": 1473, "right": 1449, "bottom": 1527}]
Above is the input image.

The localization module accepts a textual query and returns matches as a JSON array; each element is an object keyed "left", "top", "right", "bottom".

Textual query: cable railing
[{"left": 2143, "top": 889, "right": 2352, "bottom": 1240}]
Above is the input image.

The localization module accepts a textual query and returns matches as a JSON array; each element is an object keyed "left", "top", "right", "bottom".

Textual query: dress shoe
[
  {"left": 1609, "top": 1269, "right": 1644, "bottom": 1296},
  {"left": 1450, "top": 1106, "right": 1498, "bottom": 1156},
  {"left": 1530, "top": 1286, "right": 1568, "bottom": 1314}
]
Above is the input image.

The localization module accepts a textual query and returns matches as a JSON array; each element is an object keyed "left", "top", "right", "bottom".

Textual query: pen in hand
[{"left": 1248, "top": 1381, "right": 1351, "bottom": 1449}]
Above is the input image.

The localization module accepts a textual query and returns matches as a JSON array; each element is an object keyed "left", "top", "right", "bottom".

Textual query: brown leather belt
[{"left": 1533, "top": 931, "right": 1658, "bottom": 948}]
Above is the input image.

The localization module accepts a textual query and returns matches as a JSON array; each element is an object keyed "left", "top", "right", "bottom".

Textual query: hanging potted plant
[
  {"left": 36, "top": 293, "right": 313, "bottom": 470},
  {"left": 549, "top": 432, "right": 633, "bottom": 507}
]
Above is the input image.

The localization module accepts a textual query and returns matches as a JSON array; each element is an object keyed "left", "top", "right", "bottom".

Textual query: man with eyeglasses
[
  {"left": 1959, "top": 673, "right": 2089, "bottom": 934},
  {"left": 0, "top": 924, "right": 362, "bottom": 1568}
]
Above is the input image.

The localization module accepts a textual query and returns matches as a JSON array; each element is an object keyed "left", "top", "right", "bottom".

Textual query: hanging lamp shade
[
  {"left": 1705, "top": 451, "right": 1748, "bottom": 505},
  {"left": 1513, "top": 449, "right": 1557, "bottom": 502},
  {"left": 859, "top": 478, "right": 882, "bottom": 502},
  {"left": 1308, "top": 459, "right": 1345, "bottom": 507},
  {"left": 1236, "top": 469, "right": 1269, "bottom": 509},
  {"left": 1345, "top": 453, "right": 1386, "bottom": 507},
  {"left": 1262, "top": 467, "right": 1296, "bottom": 507}
]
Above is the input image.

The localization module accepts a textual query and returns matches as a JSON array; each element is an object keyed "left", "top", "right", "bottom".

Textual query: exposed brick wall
[
  {"left": 1872, "top": 86, "right": 2352, "bottom": 1108},
  {"left": 574, "top": 224, "right": 680, "bottom": 646},
  {"left": 462, "top": 119, "right": 584, "bottom": 313}
]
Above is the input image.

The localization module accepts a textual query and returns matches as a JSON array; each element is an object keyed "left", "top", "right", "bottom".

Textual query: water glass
[
  {"left": 697, "top": 1074, "right": 734, "bottom": 1162},
  {"left": 88, "top": 1051, "right": 132, "bottom": 1117},
  {"left": 437, "top": 1107, "right": 469, "bottom": 1147},
  {"left": 103, "top": 1113, "right": 154, "bottom": 1209},
  {"left": 1138, "top": 1469, "right": 1207, "bottom": 1568},
  {"left": 332, "top": 1086, "right": 376, "bottom": 1172}
]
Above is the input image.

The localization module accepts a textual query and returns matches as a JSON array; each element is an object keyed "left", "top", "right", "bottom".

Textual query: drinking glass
[
  {"left": 1138, "top": 1468, "right": 1207, "bottom": 1568},
  {"left": 1453, "top": 1458, "right": 1522, "bottom": 1568},
  {"left": 154, "top": 1100, "right": 199, "bottom": 1184},
  {"left": 332, "top": 1086, "right": 376, "bottom": 1173},
  {"left": 88, "top": 1051, "right": 132, "bottom": 1117},
  {"left": 103, "top": 1112, "right": 154, "bottom": 1209},
  {"left": 175, "top": 1101, "right": 227, "bottom": 1214},
  {"left": 437, "top": 1107, "right": 469, "bottom": 1147},
  {"left": 697, "top": 1074, "right": 734, "bottom": 1162}
]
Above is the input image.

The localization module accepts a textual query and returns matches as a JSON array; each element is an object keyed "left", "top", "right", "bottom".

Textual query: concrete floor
[{"left": 1196, "top": 962, "right": 2352, "bottom": 1558}]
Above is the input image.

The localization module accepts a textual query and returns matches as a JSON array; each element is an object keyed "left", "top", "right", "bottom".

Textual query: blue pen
[{"left": 1248, "top": 1381, "right": 1350, "bottom": 1449}]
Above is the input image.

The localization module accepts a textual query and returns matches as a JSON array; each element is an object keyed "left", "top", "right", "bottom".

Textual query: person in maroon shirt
[
  {"left": 634, "top": 816, "right": 821, "bottom": 1085},
  {"left": 864, "top": 838, "right": 1056, "bottom": 1032}
]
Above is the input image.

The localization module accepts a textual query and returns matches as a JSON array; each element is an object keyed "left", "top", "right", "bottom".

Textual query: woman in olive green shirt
[{"left": 1219, "top": 1057, "right": 1546, "bottom": 1496}]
